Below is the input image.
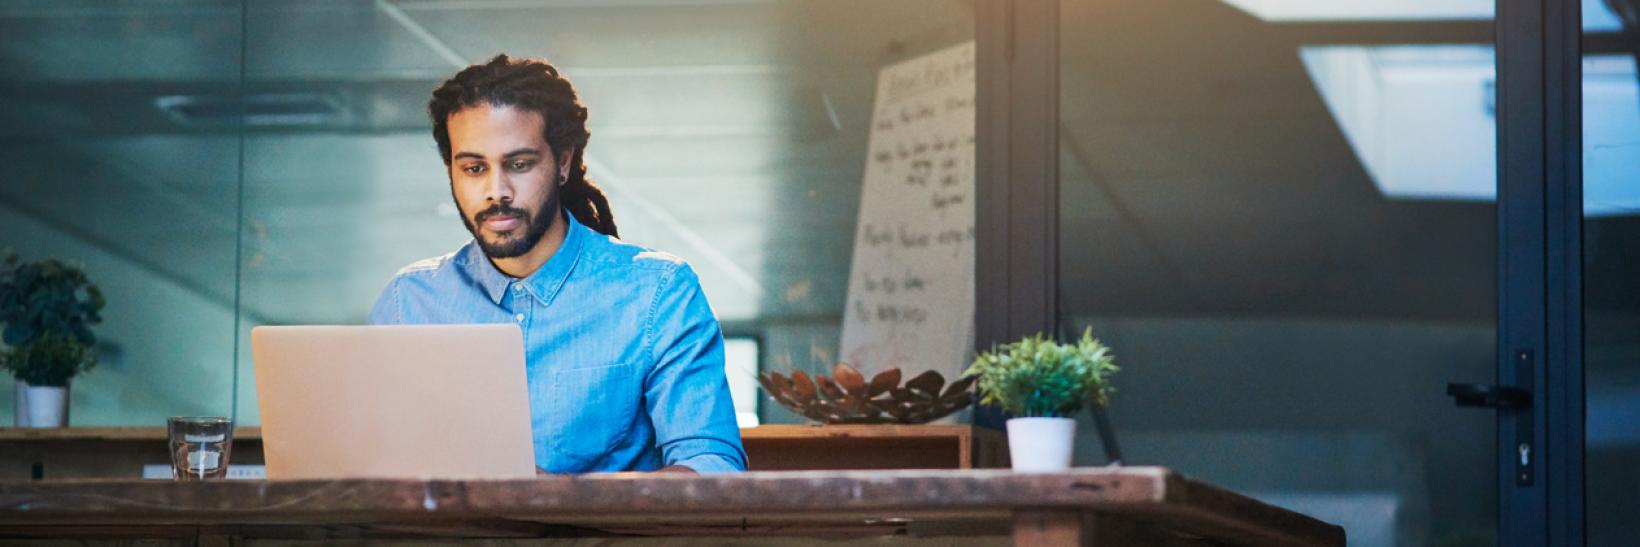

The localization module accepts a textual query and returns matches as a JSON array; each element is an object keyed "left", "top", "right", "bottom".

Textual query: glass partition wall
[
  {"left": 232, "top": 0, "right": 974, "bottom": 425},
  {"left": 0, "top": 1, "right": 974, "bottom": 427},
  {"left": 1581, "top": 3, "right": 1640, "bottom": 544},
  {"left": 1056, "top": 1, "right": 1513, "bottom": 545},
  {"left": 0, "top": 0, "right": 244, "bottom": 425}
]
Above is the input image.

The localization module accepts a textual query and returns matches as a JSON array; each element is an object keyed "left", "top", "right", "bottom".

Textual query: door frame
[{"left": 1498, "top": 0, "right": 1584, "bottom": 544}]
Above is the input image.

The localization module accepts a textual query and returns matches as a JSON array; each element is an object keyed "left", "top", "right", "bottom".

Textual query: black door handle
[
  {"left": 1447, "top": 350, "right": 1537, "bottom": 487},
  {"left": 1447, "top": 382, "right": 1532, "bottom": 409}
]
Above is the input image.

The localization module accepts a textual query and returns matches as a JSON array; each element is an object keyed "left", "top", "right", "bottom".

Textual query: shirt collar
[{"left": 463, "top": 209, "right": 589, "bottom": 306}]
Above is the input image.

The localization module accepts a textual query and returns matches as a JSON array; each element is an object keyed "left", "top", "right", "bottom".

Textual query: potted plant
[
  {"left": 0, "top": 251, "right": 104, "bottom": 427},
  {"left": 963, "top": 328, "right": 1118, "bottom": 471}
]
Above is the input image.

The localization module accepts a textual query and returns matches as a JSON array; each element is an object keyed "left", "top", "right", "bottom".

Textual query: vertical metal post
[
  {"left": 1496, "top": 0, "right": 1581, "bottom": 543},
  {"left": 974, "top": 0, "right": 1061, "bottom": 429},
  {"left": 1495, "top": 0, "right": 1549, "bottom": 541},
  {"left": 1543, "top": 0, "right": 1585, "bottom": 544}
]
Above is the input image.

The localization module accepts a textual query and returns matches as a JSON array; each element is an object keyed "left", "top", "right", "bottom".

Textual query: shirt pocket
[{"left": 548, "top": 362, "right": 641, "bottom": 468}]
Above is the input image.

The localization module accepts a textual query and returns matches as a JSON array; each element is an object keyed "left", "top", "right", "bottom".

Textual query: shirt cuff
[{"left": 664, "top": 438, "right": 748, "bottom": 473}]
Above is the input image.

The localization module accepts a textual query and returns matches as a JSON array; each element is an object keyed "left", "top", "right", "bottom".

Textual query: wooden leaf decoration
[
  {"left": 766, "top": 372, "right": 791, "bottom": 393},
  {"left": 833, "top": 363, "right": 867, "bottom": 397},
  {"left": 942, "top": 375, "right": 978, "bottom": 399},
  {"left": 816, "top": 375, "right": 846, "bottom": 399},
  {"left": 868, "top": 368, "right": 902, "bottom": 397},
  {"left": 906, "top": 370, "right": 945, "bottom": 398},
  {"left": 756, "top": 373, "right": 775, "bottom": 394},
  {"left": 790, "top": 370, "right": 816, "bottom": 401},
  {"left": 756, "top": 369, "right": 978, "bottom": 425},
  {"left": 890, "top": 387, "right": 919, "bottom": 403}
]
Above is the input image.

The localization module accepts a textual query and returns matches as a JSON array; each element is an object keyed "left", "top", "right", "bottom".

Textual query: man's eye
[
  {"left": 463, "top": 164, "right": 485, "bottom": 175},
  {"left": 509, "top": 160, "right": 534, "bottom": 171}
]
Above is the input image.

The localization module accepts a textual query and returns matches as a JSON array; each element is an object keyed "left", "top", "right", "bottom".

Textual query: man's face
[{"left": 446, "top": 103, "right": 569, "bottom": 259}]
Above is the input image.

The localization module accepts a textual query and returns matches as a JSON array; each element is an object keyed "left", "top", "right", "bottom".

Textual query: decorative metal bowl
[{"left": 757, "top": 363, "right": 976, "bottom": 424}]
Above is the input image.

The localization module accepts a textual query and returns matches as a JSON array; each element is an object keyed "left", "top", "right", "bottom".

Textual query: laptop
[{"left": 251, "top": 324, "right": 536, "bottom": 480}]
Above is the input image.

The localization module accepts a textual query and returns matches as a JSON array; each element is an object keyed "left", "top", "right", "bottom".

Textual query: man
[{"left": 368, "top": 54, "right": 746, "bottom": 474}]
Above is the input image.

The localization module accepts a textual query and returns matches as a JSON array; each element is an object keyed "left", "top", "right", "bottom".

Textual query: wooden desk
[{"left": 0, "top": 468, "right": 1344, "bottom": 546}]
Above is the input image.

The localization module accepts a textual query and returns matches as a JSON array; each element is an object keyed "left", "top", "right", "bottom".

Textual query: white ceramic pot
[
  {"left": 1007, "top": 417, "right": 1077, "bottom": 471},
  {"left": 16, "top": 381, "right": 70, "bottom": 428},
  {"left": 12, "top": 381, "right": 26, "bottom": 427}
]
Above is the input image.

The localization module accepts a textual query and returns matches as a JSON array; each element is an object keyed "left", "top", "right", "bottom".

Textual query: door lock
[{"left": 1446, "top": 349, "right": 1536, "bottom": 486}]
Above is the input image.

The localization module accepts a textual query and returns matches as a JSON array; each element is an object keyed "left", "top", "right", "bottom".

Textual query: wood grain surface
[{"left": 0, "top": 467, "right": 1343, "bottom": 546}]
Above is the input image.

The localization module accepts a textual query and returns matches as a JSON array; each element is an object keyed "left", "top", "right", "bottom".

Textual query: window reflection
[
  {"left": 1582, "top": 6, "right": 1640, "bottom": 545},
  {"left": 1303, "top": 47, "right": 1640, "bottom": 217},
  {"left": 1061, "top": 0, "right": 1498, "bottom": 544},
  {"left": 231, "top": 1, "right": 975, "bottom": 425},
  {"left": 0, "top": 1, "right": 243, "bottom": 426}
]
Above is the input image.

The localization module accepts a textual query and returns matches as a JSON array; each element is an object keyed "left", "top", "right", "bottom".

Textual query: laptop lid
[{"left": 251, "top": 324, "right": 535, "bottom": 480}]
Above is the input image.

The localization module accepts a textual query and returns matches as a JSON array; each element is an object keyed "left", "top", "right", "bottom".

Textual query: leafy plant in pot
[
  {"left": 963, "top": 328, "right": 1117, "bottom": 471},
  {"left": 0, "top": 251, "right": 104, "bottom": 427}
]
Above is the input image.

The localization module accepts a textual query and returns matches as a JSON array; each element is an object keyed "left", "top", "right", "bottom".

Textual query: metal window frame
[
  {"left": 1497, "top": 0, "right": 1583, "bottom": 544},
  {"left": 973, "top": 0, "right": 1060, "bottom": 430},
  {"left": 1541, "top": 0, "right": 1584, "bottom": 544}
]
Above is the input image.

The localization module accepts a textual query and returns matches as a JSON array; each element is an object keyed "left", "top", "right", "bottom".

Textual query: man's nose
[{"left": 485, "top": 168, "right": 515, "bottom": 203}]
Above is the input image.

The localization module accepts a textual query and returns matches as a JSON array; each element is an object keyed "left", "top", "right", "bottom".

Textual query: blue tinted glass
[
  {"left": 0, "top": 0, "right": 244, "bottom": 426},
  {"left": 233, "top": 1, "right": 974, "bottom": 426},
  {"left": 1582, "top": 39, "right": 1640, "bottom": 547},
  {"left": 1062, "top": 1, "right": 1497, "bottom": 544}
]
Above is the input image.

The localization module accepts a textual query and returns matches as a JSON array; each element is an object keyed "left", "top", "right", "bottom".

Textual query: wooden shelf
[
  {"left": 741, "top": 424, "right": 1007, "bottom": 470},
  {"left": 0, "top": 424, "right": 1003, "bottom": 477},
  {"left": 0, "top": 427, "right": 263, "bottom": 441}
]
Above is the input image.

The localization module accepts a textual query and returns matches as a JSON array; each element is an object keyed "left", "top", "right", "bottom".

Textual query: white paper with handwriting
[{"left": 839, "top": 42, "right": 975, "bottom": 383}]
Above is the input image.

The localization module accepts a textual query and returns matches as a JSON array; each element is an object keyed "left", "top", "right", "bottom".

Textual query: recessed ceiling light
[{"left": 155, "top": 93, "right": 347, "bottom": 127}]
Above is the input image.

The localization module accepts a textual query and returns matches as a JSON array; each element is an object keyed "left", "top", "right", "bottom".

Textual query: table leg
[
  {"left": 1013, "top": 509, "right": 1210, "bottom": 547},
  {"left": 194, "top": 531, "right": 239, "bottom": 547},
  {"left": 1013, "top": 509, "right": 1088, "bottom": 547}
]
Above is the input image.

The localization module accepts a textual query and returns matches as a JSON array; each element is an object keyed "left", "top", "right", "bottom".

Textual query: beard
[{"left": 458, "top": 192, "right": 560, "bottom": 259}]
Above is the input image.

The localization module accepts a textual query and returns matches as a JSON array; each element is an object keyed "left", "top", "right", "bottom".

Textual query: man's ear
[{"left": 557, "top": 148, "right": 574, "bottom": 184}]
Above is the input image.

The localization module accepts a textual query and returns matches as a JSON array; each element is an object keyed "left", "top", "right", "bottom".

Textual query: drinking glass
[{"left": 168, "top": 417, "right": 233, "bottom": 480}]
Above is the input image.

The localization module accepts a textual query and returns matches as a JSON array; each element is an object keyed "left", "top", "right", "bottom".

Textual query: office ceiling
[{"left": 0, "top": 0, "right": 1630, "bottom": 330}]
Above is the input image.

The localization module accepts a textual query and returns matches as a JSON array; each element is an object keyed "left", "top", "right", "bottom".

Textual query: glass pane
[
  {"left": 0, "top": 0, "right": 243, "bottom": 426},
  {"left": 234, "top": 0, "right": 974, "bottom": 426},
  {"left": 1581, "top": 9, "right": 1640, "bottom": 546},
  {"left": 1058, "top": 1, "right": 1497, "bottom": 545}
]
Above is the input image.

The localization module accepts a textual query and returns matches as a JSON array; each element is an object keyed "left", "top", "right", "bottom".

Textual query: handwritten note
[{"left": 840, "top": 42, "right": 975, "bottom": 384}]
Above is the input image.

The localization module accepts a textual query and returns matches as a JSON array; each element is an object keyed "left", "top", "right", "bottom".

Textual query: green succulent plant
[
  {"left": 962, "top": 328, "right": 1118, "bottom": 418},
  {"left": 0, "top": 251, "right": 104, "bottom": 387}
]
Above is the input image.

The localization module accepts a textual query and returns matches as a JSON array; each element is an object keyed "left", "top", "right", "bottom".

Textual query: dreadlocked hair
[{"left": 429, "top": 54, "right": 618, "bottom": 237}]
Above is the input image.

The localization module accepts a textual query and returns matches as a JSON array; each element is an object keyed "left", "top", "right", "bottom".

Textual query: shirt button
[
  {"left": 513, "top": 284, "right": 524, "bottom": 293},
  {"left": 515, "top": 313, "right": 525, "bottom": 322}
]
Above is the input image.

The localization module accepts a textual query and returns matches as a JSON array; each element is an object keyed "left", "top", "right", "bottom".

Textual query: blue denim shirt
[{"left": 367, "top": 211, "right": 747, "bottom": 473}]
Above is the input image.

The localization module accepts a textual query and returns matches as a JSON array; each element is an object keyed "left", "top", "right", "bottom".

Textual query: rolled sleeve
[
  {"left": 643, "top": 264, "right": 748, "bottom": 472},
  {"left": 666, "top": 439, "right": 748, "bottom": 474}
]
